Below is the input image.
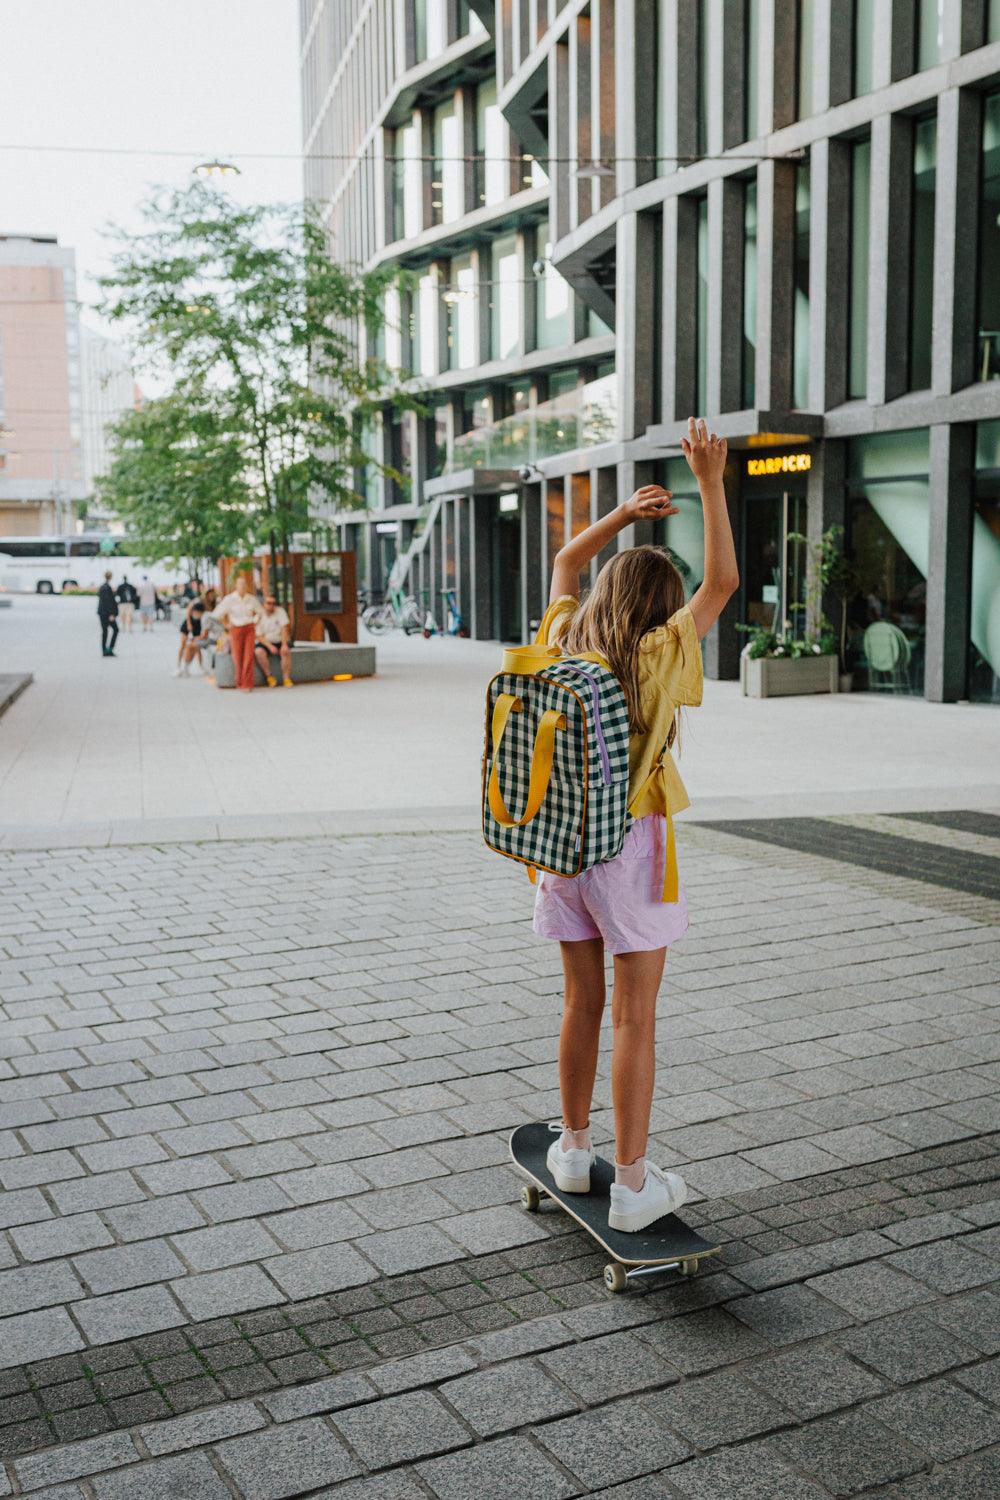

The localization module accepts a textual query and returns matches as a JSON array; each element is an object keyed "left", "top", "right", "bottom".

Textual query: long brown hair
[{"left": 560, "top": 546, "right": 686, "bottom": 739}]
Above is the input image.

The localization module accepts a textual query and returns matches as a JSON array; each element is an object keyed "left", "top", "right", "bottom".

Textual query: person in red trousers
[{"left": 213, "top": 573, "right": 263, "bottom": 692}]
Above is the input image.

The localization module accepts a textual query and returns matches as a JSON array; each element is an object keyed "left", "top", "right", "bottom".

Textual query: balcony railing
[{"left": 445, "top": 373, "right": 617, "bottom": 473}]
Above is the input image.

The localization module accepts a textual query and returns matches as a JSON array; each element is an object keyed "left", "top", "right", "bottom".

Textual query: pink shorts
[{"left": 532, "top": 814, "right": 689, "bottom": 955}]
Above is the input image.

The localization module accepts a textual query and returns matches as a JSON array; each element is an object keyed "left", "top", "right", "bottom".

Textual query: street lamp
[{"left": 193, "top": 160, "right": 241, "bottom": 178}]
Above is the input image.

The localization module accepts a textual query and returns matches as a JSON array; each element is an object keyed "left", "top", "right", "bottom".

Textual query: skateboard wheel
[
  {"left": 604, "top": 1263, "right": 628, "bottom": 1294},
  {"left": 680, "top": 1258, "right": 698, "bottom": 1276},
  {"left": 521, "top": 1184, "right": 541, "bottom": 1213}
]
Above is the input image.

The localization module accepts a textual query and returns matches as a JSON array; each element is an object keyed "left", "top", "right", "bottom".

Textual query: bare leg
[
  {"left": 280, "top": 644, "right": 292, "bottom": 681},
  {"left": 611, "top": 948, "right": 666, "bottom": 1165},
  {"left": 557, "top": 939, "right": 606, "bottom": 1131},
  {"left": 254, "top": 646, "right": 272, "bottom": 680}
]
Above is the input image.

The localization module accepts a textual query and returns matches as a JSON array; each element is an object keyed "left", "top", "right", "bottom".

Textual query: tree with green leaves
[{"left": 98, "top": 180, "right": 412, "bottom": 595}]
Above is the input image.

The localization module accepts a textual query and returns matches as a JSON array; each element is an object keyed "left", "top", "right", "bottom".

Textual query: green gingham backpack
[{"left": 482, "top": 636, "right": 632, "bottom": 881}]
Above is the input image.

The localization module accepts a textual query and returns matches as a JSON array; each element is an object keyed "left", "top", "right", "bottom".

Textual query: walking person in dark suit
[{"left": 97, "top": 571, "right": 119, "bottom": 657}]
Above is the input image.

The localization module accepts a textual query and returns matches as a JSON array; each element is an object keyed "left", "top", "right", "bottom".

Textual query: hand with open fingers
[
  {"left": 681, "top": 417, "right": 728, "bottom": 483},
  {"left": 625, "top": 484, "right": 679, "bottom": 522}
]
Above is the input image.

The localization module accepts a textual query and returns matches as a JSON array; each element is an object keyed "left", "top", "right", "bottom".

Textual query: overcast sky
[{"left": 0, "top": 0, "right": 303, "bottom": 343}]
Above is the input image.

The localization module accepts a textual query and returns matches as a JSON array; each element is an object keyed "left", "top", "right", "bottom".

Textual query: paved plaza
[{"left": 0, "top": 806, "right": 999, "bottom": 1497}]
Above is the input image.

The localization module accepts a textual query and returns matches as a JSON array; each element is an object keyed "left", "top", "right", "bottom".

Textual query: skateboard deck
[{"left": 510, "top": 1122, "right": 720, "bottom": 1291}]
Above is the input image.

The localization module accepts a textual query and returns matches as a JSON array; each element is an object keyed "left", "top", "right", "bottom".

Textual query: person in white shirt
[
  {"left": 213, "top": 573, "right": 263, "bottom": 691},
  {"left": 137, "top": 576, "right": 157, "bottom": 631},
  {"left": 254, "top": 595, "right": 293, "bottom": 687}
]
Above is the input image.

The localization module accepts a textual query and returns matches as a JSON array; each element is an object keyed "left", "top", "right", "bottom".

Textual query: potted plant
[
  {"left": 738, "top": 621, "right": 840, "bottom": 697},
  {"left": 792, "top": 525, "right": 859, "bottom": 692}
]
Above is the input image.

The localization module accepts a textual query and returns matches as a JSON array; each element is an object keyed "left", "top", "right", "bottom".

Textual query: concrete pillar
[
  {"left": 568, "top": 12, "right": 592, "bottom": 228},
  {"left": 867, "top": 113, "right": 912, "bottom": 405},
  {"left": 617, "top": 460, "right": 658, "bottom": 549},
  {"left": 594, "top": 466, "right": 620, "bottom": 578},
  {"left": 520, "top": 481, "right": 544, "bottom": 639},
  {"left": 754, "top": 158, "right": 796, "bottom": 411},
  {"left": 812, "top": 0, "right": 853, "bottom": 113},
  {"left": 932, "top": 88, "right": 982, "bottom": 396},
  {"left": 806, "top": 439, "right": 848, "bottom": 636},
  {"left": 617, "top": 211, "right": 659, "bottom": 440},
  {"left": 663, "top": 195, "right": 700, "bottom": 422},
  {"left": 926, "top": 423, "right": 974, "bottom": 702},
  {"left": 456, "top": 494, "right": 473, "bottom": 630},
  {"left": 809, "top": 137, "right": 850, "bottom": 411},
  {"left": 549, "top": 39, "right": 572, "bottom": 242},
  {"left": 458, "top": 85, "right": 477, "bottom": 218},
  {"left": 469, "top": 497, "right": 493, "bottom": 640},
  {"left": 592, "top": 0, "right": 617, "bottom": 209},
  {"left": 758, "top": 0, "right": 797, "bottom": 134},
  {"left": 658, "top": 1, "right": 699, "bottom": 168},
  {"left": 706, "top": 176, "right": 743, "bottom": 415},
  {"left": 618, "top": 0, "right": 659, "bottom": 193}
]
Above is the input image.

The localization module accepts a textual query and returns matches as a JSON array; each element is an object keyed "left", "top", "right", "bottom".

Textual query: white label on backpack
[{"left": 575, "top": 836, "right": 581, "bottom": 851}]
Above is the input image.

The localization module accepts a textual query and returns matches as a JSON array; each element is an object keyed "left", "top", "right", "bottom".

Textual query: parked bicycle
[{"left": 361, "top": 588, "right": 423, "bottom": 635}]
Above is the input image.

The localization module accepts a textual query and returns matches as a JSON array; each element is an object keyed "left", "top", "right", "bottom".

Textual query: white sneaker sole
[
  {"left": 546, "top": 1151, "right": 591, "bottom": 1194},
  {"left": 608, "top": 1185, "right": 688, "bottom": 1234}
]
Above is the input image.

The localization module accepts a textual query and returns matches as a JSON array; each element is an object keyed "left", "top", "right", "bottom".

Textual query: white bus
[{"left": 0, "top": 534, "right": 187, "bottom": 595}]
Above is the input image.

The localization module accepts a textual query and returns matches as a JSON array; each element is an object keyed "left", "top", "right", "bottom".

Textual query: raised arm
[
  {"left": 681, "top": 418, "right": 739, "bottom": 640},
  {"left": 549, "top": 486, "right": 679, "bottom": 602}
]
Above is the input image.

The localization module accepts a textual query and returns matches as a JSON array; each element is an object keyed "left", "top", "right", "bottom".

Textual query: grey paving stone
[
  {"left": 643, "top": 1369, "right": 793, "bottom": 1448},
  {"left": 0, "top": 1306, "right": 85, "bottom": 1371},
  {"left": 356, "top": 1225, "right": 464, "bottom": 1275},
  {"left": 872, "top": 1379, "right": 1000, "bottom": 1462},
  {"left": 73, "top": 1241, "right": 186, "bottom": 1295},
  {"left": 890, "top": 1449, "right": 1000, "bottom": 1498},
  {"left": 839, "top": 1308, "right": 983, "bottom": 1383},
  {"left": 772, "top": 1408, "right": 926, "bottom": 1494},
  {"left": 139, "top": 1400, "right": 266, "bottom": 1455},
  {"left": 336, "top": 1390, "right": 469, "bottom": 1469},
  {"left": 535, "top": 1401, "right": 689, "bottom": 1490},
  {"left": 742, "top": 1344, "right": 888, "bottom": 1418},
  {"left": 541, "top": 1332, "right": 676, "bottom": 1404},
  {"left": 216, "top": 1417, "right": 362, "bottom": 1497},
  {"left": 442, "top": 1359, "right": 578, "bottom": 1436},
  {"left": 312, "top": 1476, "right": 426, "bottom": 1500},
  {"left": 261, "top": 1372, "right": 375, "bottom": 1422},
  {"left": 0, "top": 1261, "right": 83, "bottom": 1316},
  {"left": 15, "top": 1432, "right": 139, "bottom": 1490},
  {"left": 370, "top": 1346, "right": 476, "bottom": 1395},
  {"left": 169, "top": 1265, "right": 283, "bottom": 1322},
  {"left": 921, "top": 1290, "right": 1000, "bottom": 1354},
  {"left": 72, "top": 1285, "right": 186, "bottom": 1344},
  {"left": 886, "top": 1240, "right": 1000, "bottom": 1294},
  {"left": 441, "top": 1205, "right": 550, "bottom": 1254},
  {"left": 671, "top": 1441, "right": 821, "bottom": 1499},
  {"left": 637, "top": 1307, "right": 769, "bottom": 1374},
  {"left": 805, "top": 1261, "right": 933, "bottom": 1321},
  {"left": 954, "top": 1354, "right": 1000, "bottom": 1405},
  {"left": 262, "top": 1243, "right": 376, "bottom": 1299},
  {"left": 265, "top": 1202, "right": 371, "bottom": 1253},
  {"left": 11, "top": 1213, "right": 113, "bottom": 1263},
  {"left": 102, "top": 1196, "right": 205, "bottom": 1242},
  {"left": 467, "top": 1315, "right": 574, "bottom": 1365},
  {"left": 170, "top": 1220, "right": 280, "bottom": 1272},
  {"left": 727, "top": 1282, "right": 856, "bottom": 1344},
  {"left": 90, "top": 1453, "right": 232, "bottom": 1499},
  {"left": 417, "top": 1434, "right": 578, "bottom": 1500}
]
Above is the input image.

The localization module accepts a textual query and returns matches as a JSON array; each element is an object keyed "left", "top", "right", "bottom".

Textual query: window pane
[
  {"left": 661, "top": 458, "right": 705, "bottom": 596},
  {"left": 570, "top": 474, "right": 590, "bottom": 538},
  {"left": 384, "top": 285, "right": 403, "bottom": 369},
  {"left": 447, "top": 255, "right": 477, "bottom": 369},
  {"left": 414, "top": 0, "right": 447, "bottom": 61},
  {"left": 793, "top": 160, "right": 811, "bottom": 409},
  {"left": 490, "top": 234, "right": 520, "bottom": 359},
  {"left": 433, "top": 101, "right": 462, "bottom": 224},
  {"left": 394, "top": 121, "right": 421, "bottom": 240},
  {"left": 796, "top": 0, "right": 814, "bottom": 119},
  {"left": 916, "top": 0, "right": 944, "bottom": 71},
  {"left": 908, "top": 116, "right": 936, "bottom": 391},
  {"left": 588, "top": 306, "right": 612, "bottom": 337},
  {"left": 546, "top": 480, "right": 565, "bottom": 563},
  {"left": 476, "top": 81, "right": 507, "bottom": 206},
  {"left": 990, "top": 0, "right": 1000, "bottom": 43},
  {"left": 696, "top": 196, "right": 709, "bottom": 415},
  {"left": 535, "top": 219, "right": 572, "bottom": 349},
  {"left": 972, "top": 424, "right": 1000, "bottom": 700},
  {"left": 853, "top": 0, "right": 875, "bottom": 97},
  {"left": 849, "top": 138, "right": 871, "bottom": 400},
  {"left": 742, "top": 179, "right": 758, "bottom": 407},
  {"left": 978, "top": 94, "right": 1000, "bottom": 382},
  {"left": 417, "top": 270, "right": 439, "bottom": 376}
]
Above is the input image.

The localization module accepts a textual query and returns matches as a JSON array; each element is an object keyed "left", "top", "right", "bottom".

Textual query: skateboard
[{"left": 509, "top": 1122, "right": 720, "bottom": 1293}]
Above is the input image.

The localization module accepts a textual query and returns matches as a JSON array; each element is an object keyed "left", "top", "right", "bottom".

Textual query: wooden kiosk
[{"left": 219, "top": 550, "right": 358, "bottom": 643}]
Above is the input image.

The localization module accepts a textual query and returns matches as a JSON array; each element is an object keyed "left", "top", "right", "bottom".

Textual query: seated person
[
  {"left": 175, "top": 587, "right": 219, "bottom": 676},
  {"left": 254, "top": 594, "right": 293, "bottom": 687}
]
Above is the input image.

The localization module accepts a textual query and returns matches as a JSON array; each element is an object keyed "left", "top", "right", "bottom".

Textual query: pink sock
[
  {"left": 561, "top": 1125, "right": 591, "bottom": 1152},
  {"left": 615, "top": 1157, "right": 646, "bottom": 1192}
]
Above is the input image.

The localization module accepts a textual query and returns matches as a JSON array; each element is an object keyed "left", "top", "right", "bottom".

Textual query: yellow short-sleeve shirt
[{"left": 541, "top": 596, "right": 703, "bottom": 818}]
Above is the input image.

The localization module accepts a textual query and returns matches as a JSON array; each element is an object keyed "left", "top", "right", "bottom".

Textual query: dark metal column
[{"left": 926, "top": 423, "right": 974, "bottom": 702}]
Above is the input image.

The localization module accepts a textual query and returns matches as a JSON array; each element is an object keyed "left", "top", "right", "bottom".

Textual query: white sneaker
[
  {"left": 608, "top": 1162, "right": 688, "bottom": 1233},
  {"left": 546, "top": 1127, "right": 595, "bottom": 1194},
  {"left": 172, "top": 666, "right": 183, "bottom": 677}
]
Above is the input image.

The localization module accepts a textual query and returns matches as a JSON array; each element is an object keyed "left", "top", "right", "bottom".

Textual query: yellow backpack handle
[
  {"left": 499, "top": 600, "right": 569, "bottom": 676},
  {"left": 487, "top": 693, "right": 567, "bottom": 829}
]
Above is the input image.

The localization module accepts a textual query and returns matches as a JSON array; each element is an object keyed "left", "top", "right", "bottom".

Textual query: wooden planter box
[{"left": 741, "top": 653, "right": 839, "bottom": 698}]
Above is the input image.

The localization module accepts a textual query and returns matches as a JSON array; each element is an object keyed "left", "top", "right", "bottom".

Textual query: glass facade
[
  {"left": 414, "top": 0, "right": 447, "bottom": 62},
  {"left": 433, "top": 101, "right": 462, "bottom": 225},
  {"left": 916, "top": 0, "right": 945, "bottom": 71},
  {"left": 570, "top": 474, "right": 591, "bottom": 538},
  {"left": 415, "top": 269, "right": 439, "bottom": 377},
  {"left": 909, "top": 115, "right": 936, "bottom": 391},
  {"left": 846, "top": 430, "right": 930, "bottom": 695},
  {"left": 393, "top": 120, "right": 422, "bottom": 241},
  {"left": 972, "top": 420, "right": 1000, "bottom": 703},
  {"left": 796, "top": 0, "right": 814, "bottom": 120},
  {"left": 490, "top": 233, "right": 520, "bottom": 360},
  {"left": 793, "top": 161, "right": 811, "bottom": 409},
  {"left": 990, "top": 0, "right": 1000, "bottom": 43},
  {"left": 446, "top": 255, "right": 476, "bottom": 369},
  {"left": 853, "top": 0, "right": 875, "bottom": 98},
  {"left": 742, "top": 178, "right": 758, "bottom": 408},
  {"left": 696, "top": 195, "right": 709, "bottom": 415},
  {"left": 978, "top": 94, "right": 1000, "bottom": 382},
  {"left": 660, "top": 457, "right": 705, "bottom": 598},
  {"left": 546, "top": 481, "right": 566, "bottom": 565},
  {"left": 534, "top": 220, "right": 572, "bottom": 349},
  {"left": 848, "top": 137, "right": 871, "bottom": 400},
  {"left": 475, "top": 81, "right": 507, "bottom": 206}
]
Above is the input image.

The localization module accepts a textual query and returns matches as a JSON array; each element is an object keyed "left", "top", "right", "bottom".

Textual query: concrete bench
[{"left": 215, "top": 641, "right": 376, "bottom": 688}]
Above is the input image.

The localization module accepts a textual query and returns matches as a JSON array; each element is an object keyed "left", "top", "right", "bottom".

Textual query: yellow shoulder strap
[{"left": 487, "top": 694, "right": 567, "bottom": 829}]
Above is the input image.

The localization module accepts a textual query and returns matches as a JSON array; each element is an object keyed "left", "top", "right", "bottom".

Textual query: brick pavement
[{"left": 0, "top": 814, "right": 998, "bottom": 1496}]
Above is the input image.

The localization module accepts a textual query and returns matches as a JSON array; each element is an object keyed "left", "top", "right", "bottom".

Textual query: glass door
[{"left": 741, "top": 487, "right": 808, "bottom": 636}]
